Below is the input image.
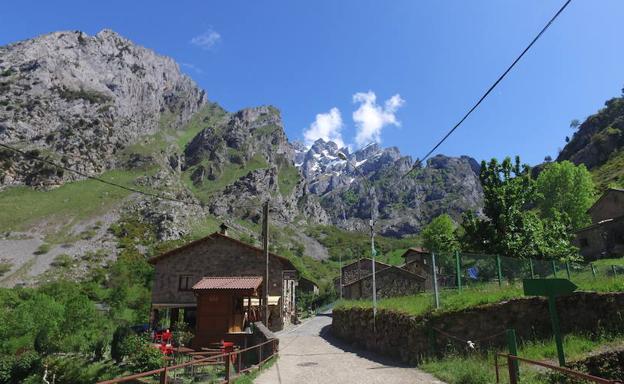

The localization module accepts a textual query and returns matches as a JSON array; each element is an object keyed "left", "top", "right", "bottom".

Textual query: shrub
[
  {"left": 111, "top": 326, "right": 132, "bottom": 363},
  {"left": 51, "top": 254, "right": 73, "bottom": 268},
  {"left": 122, "top": 335, "right": 164, "bottom": 373},
  {"left": 0, "top": 262, "right": 12, "bottom": 277},
  {"left": 34, "top": 243, "right": 51, "bottom": 255}
]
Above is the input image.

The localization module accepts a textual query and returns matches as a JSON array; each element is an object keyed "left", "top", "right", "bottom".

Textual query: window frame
[{"left": 178, "top": 275, "right": 193, "bottom": 291}]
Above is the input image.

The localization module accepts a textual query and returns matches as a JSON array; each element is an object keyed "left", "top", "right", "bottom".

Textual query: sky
[{"left": 1, "top": 0, "right": 623, "bottom": 165}]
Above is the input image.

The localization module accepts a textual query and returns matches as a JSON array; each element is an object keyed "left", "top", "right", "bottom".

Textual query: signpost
[{"left": 523, "top": 278, "right": 577, "bottom": 366}]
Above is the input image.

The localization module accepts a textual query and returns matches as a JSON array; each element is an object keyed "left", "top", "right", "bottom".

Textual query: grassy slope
[
  {"left": 0, "top": 169, "right": 150, "bottom": 233},
  {"left": 306, "top": 225, "right": 420, "bottom": 265},
  {"left": 591, "top": 149, "right": 624, "bottom": 190}
]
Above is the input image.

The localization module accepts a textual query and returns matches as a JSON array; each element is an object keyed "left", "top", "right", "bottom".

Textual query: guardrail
[
  {"left": 97, "top": 338, "right": 278, "bottom": 384},
  {"left": 495, "top": 353, "right": 623, "bottom": 384}
]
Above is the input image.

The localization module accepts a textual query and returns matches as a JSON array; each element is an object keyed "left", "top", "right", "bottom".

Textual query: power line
[
  {"left": 0, "top": 142, "right": 203, "bottom": 206},
  {"left": 403, "top": 0, "right": 573, "bottom": 178}
]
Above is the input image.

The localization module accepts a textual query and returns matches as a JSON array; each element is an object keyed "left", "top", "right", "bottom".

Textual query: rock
[{"left": 0, "top": 29, "right": 206, "bottom": 187}]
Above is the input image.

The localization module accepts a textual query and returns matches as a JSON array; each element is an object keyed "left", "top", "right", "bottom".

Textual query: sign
[
  {"left": 522, "top": 278, "right": 577, "bottom": 367},
  {"left": 282, "top": 270, "right": 297, "bottom": 280},
  {"left": 523, "top": 279, "right": 577, "bottom": 297}
]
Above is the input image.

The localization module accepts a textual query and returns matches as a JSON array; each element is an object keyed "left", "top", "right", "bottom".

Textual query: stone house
[
  {"left": 148, "top": 224, "right": 298, "bottom": 335},
  {"left": 343, "top": 265, "right": 425, "bottom": 300},
  {"left": 400, "top": 247, "right": 436, "bottom": 289},
  {"left": 574, "top": 188, "right": 624, "bottom": 260},
  {"left": 341, "top": 257, "right": 392, "bottom": 286},
  {"left": 339, "top": 257, "right": 426, "bottom": 300}
]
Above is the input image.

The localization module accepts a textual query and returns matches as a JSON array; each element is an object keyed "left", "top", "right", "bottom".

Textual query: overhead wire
[{"left": 403, "top": 0, "right": 573, "bottom": 178}]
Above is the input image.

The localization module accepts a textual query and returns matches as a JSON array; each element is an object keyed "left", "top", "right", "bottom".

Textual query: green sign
[
  {"left": 522, "top": 279, "right": 577, "bottom": 367},
  {"left": 523, "top": 278, "right": 577, "bottom": 297}
]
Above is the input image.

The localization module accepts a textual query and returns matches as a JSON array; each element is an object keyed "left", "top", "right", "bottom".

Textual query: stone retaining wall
[{"left": 332, "top": 292, "right": 624, "bottom": 364}]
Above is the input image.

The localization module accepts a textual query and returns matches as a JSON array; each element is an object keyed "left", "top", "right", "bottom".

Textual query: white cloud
[
  {"left": 190, "top": 29, "right": 221, "bottom": 50},
  {"left": 352, "top": 91, "right": 405, "bottom": 147},
  {"left": 303, "top": 107, "right": 345, "bottom": 148}
]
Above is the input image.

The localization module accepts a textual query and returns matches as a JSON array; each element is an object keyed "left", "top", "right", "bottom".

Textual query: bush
[
  {"left": 111, "top": 326, "right": 132, "bottom": 363},
  {"left": 122, "top": 335, "right": 164, "bottom": 373},
  {"left": 34, "top": 243, "right": 51, "bottom": 255}
]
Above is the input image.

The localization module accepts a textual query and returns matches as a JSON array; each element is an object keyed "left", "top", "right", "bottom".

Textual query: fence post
[
  {"left": 565, "top": 262, "right": 571, "bottom": 280},
  {"left": 529, "top": 258, "right": 535, "bottom": 279},
  {"left": 551, "top": 260, "right": 558, "bottom": 278},
  {"left": 225, "top": 352, "right": 231, "bottom": 383},
  {"left": 591, "top": 263, "right": 596, "bottom": 278},
  {"left": 455, "top": 251, "right": 462, "bottom": 292},
  {"left": 507, "top": 355, "right": 518, "bottom": 384},
  {"left": 506, "top": 329, "right": 519, "bottom": 380},
  {"left": 496, "top": 255, "right": 502, "bottom": 287},
  {"left": 431, "top": 252, "right": 440, "bottom": 309},
  {"left": 159, "top": 366, "right": 167, "bottom": 384}
]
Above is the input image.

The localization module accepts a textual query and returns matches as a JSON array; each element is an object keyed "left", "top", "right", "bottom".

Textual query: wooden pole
[{"left": 262, "top": 201, "right": 270, "bottom": 327}]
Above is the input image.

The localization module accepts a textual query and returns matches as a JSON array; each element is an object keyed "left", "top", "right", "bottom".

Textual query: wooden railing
[
  {"left": 495, "top": 353, "right": 623, "bottom": 384},
  {"left": 98, "top": 338, "right": 278, "bottom": 384}
]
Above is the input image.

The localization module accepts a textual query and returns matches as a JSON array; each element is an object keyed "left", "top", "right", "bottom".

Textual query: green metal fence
[{"left": 428, "top": 251, "right": 623, "bottom": 301}]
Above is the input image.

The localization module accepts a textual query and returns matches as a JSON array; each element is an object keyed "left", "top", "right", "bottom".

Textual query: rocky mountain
[
  {"left": 0, "top": 29, "right": 486, "bottom": 286},
  {"left": 0, "top": 29, "right": 206, "bottom": 187},
  {"left": 294, "top": 139, "right": 483, "bottom": 236},
  {"left": 557, "top": 96, "right": 624, "bottom": 189}
]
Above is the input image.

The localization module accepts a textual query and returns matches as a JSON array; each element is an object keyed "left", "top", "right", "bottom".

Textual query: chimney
[{"left": 219, "top": 223, "right": 229, "bottom": 236}]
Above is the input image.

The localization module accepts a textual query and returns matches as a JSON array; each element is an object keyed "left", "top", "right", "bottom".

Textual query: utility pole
[
  {"left": 262, "top": 201, "right": 270, "bottom": 326},
  {"left": 340, "top": 207, "right": 347, "bottom": 300},
  {"left": 369, "top": 187, "right": 377, "bottom": 329}
]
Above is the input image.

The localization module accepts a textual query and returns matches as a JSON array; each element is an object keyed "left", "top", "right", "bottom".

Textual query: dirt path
[{"left": 254, "top": 311, "right": 445, "bottom": 384}]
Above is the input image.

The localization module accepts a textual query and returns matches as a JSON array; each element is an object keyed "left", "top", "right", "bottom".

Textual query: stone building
[
  {"left": 574, "top": 188, "right": 624, "bottom": 260},
  {"left": 401, "top": 247, "right": 436, "bottom": 289},
  {"left": 148, "top": 224, "right": 298, "bottom": 336},
  {"left": 339, "top": 257, "right": 426, "bottom": 300},
  {"left": 343, "top": 265, "right": 426, "bottom": 300}
]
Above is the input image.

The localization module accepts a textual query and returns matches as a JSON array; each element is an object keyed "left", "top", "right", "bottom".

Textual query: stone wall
[{"left": 332, "top": 292, "right": 624, "bottom": 364}]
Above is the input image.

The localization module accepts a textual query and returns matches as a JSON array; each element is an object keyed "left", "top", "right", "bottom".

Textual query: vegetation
[
  {"left": 306, "top": 225, "right": 419, "bottom": 265},
  {"left": 0, "top": 216, "right": 159, "bottom": 383},
  {"left": 461, "top": 156, "right": 577, "bottom": 260},
  {"left": 421, "top": 333, "right": 624, "bottom": 384},
  {"left": 336, "top": 257, "right": 624, "bottom": 317},
  {"left": 536, "top": 160, "right": 595, "bottom": 230},
  {"left": 0, "top": 169, "right": 150, "bottom": 233},
  {"left": 421, "top": 214, "right": 460, "bottom": 254}
]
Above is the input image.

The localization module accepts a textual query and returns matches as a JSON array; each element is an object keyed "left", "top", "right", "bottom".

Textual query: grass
[
  {"left": 335, "top": 283, "right": 523, "bottom": 317},
  {"left": 420, "top": 333, "right": 624, "bottom": 384},
  {"left": 591, "top": 149, "right": 624, "bottom": 190},
  {"left": 336, "top": 258, "right": 624, "bottom": 318},
  {"left": 0, "top": 262, "right": 12, "bottom": 277},
  {"left": 184, "top": 154, "right": 269, "bottom": 202},
  {"left": 232, "top": 356, "right": 277, "bottom": 384},
  {"left": 0, "top": 169, "right": 153, "bottom": 233},
  {"left": 277, "top": 161, "right": 300, "bottom": 196}
]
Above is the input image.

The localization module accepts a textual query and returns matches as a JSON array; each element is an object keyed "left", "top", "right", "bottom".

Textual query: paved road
[{"left": 254, "top": 312, "right": 445, "bottom": 384}]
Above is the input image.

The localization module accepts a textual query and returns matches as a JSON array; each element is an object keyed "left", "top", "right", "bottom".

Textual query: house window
[
  {"left": 178, "top": 275, "right": 193, "bottom": 291},
  {"left": 579, "top": 238, "right": 589, "bottom": 247}
]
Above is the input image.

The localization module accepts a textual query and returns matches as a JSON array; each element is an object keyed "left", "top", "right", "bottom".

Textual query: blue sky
[{"left": 1, "top": 1, "right": 623, "bottom": 165}]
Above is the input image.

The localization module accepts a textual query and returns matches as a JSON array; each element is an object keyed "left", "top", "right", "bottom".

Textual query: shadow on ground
[{"left": 317, "top": 318, "right": 412, "bottom": 369}]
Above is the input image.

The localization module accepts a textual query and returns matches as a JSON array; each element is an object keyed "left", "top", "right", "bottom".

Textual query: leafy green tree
[
  {"left": 536, "top": 160, "right": 595, "bottom": 230},
  {"left": 462, "top": 156, "right": 577, "bottom": 260},
  {"left": 421, "top": 214, "right": 460, "bottom": 254},
  {"left": 111, "top": 326, "right": 132, "bottom": 363}
]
